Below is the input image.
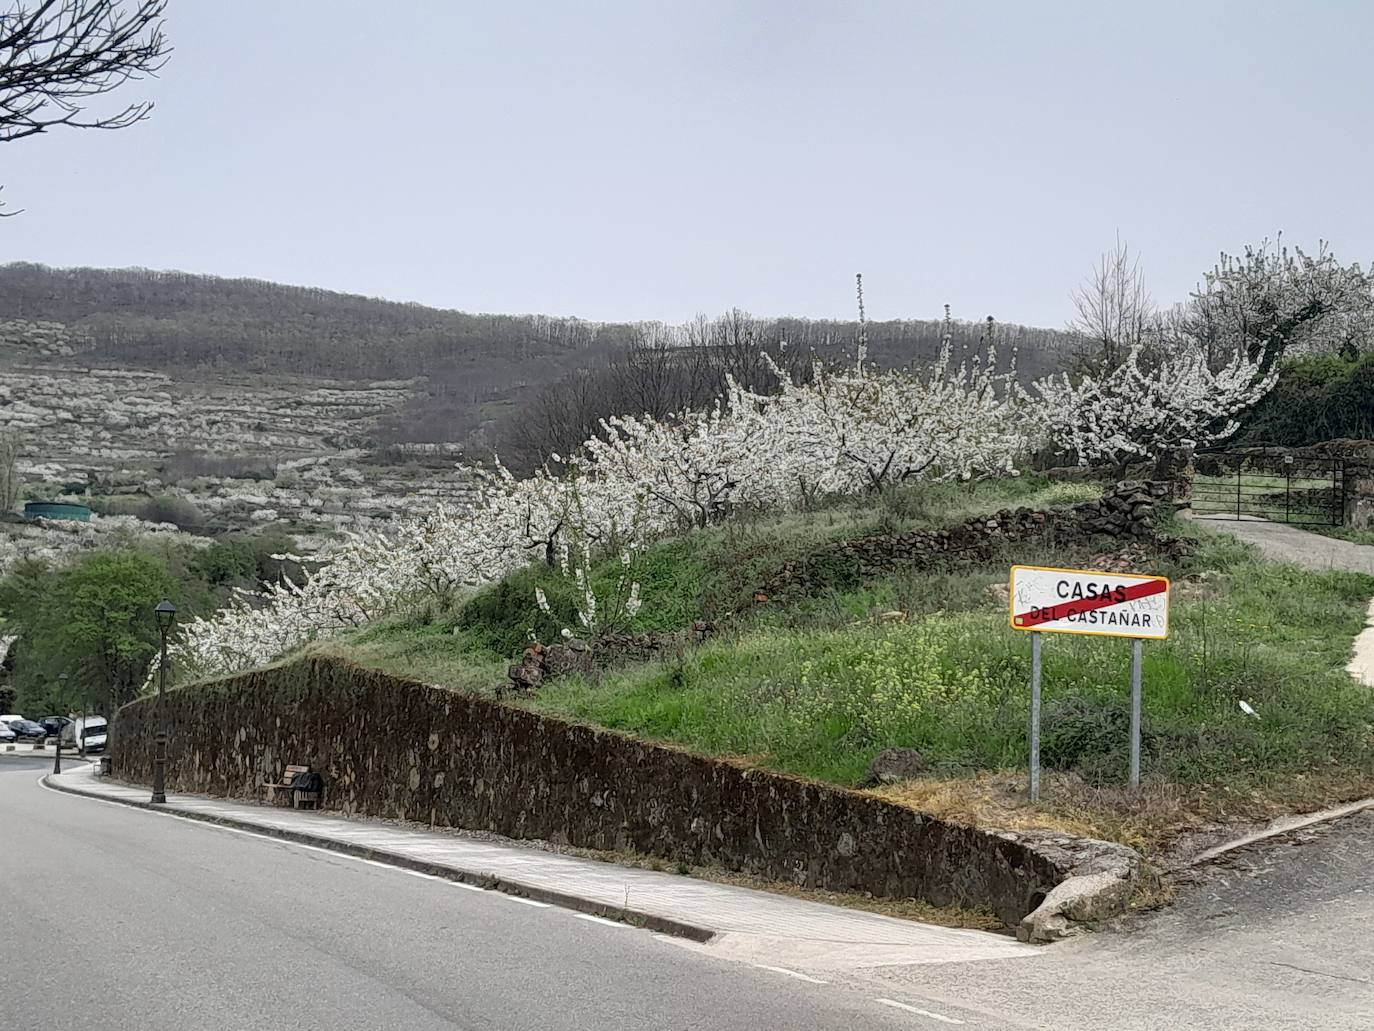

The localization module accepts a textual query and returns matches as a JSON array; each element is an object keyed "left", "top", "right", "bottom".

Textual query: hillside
[
  {"left": 0, "top": 262, "right": 643, "bottom": 444},
  {"left": 0, "top": 263, "right": 1080, "bottom": 446},
  {"left": 0, "top": 262, "right": 1082, "bottom": 569}
]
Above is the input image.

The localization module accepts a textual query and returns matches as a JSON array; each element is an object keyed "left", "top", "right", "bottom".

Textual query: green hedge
[{"left": 1238, "top": 354, "right": 1374, "bottom": 445}]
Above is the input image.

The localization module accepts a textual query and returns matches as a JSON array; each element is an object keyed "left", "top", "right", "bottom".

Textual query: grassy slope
[
  {"left": 340, "top": 477, "right": 1374, "bottom": 854},
  {"left": 1312, "top": 524, "right": 1374, "bottom": 547}
]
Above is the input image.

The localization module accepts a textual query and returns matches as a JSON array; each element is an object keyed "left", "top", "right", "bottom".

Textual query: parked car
[
  {"left": 0, "top": 713, "right": 24, "bottom": 727},
  {"left": 67, "top": 716, "right": 109, "bottom": 753},
  {"left": 6, "top": 718, "right": 48, "bottom": 742},
  {"left": 39, "top": 716, "right": 72, "bottom": 737},
  {"left": 0, "top": 723, "right": 15, "bottom": 743}
]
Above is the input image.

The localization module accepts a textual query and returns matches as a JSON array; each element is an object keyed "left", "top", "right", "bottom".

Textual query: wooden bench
[{"left": 262, "top": 764, "right": 322, "bottom": 810}]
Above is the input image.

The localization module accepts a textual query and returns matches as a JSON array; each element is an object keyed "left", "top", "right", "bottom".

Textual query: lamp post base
[{"left": 150, "top": 730, "right": 168, "bottom": 804}]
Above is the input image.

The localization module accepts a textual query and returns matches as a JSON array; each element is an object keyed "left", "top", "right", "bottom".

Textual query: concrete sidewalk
[{"left": 43, "top": 764, "right": 1035, "bottom": 970}]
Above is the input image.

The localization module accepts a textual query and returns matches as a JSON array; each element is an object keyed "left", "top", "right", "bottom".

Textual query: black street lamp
[
  {"left": 52, "top": 672, "right": 68, "bottom": 776},
  {"left": 150, "top": 599, "right": 176, "bottom": 805}
]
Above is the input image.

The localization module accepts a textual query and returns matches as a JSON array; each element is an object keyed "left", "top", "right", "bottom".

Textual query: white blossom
[
  {"left": 1034, "top": 345, "right": 1278, "bottom": 465},
  {"left": 170, "top": 302, "right": 1264, "bottom": 681}
]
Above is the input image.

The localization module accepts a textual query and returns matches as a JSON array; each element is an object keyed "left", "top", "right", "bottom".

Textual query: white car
[
  {"left": 64, "top": 716, "right": 109, "bottom": 754},
  {"left": 0, "top": 713, "right": 23, "bottom": 726}
]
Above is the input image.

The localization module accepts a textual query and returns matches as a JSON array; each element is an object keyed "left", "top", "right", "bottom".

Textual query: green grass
[
  {"left": 1191, "top": 470, "right": 1343, "bottom": 524},
  {"left": 526, "top": 530, "right": 1374, "bottom": 794},
  {"left": 1308, "top": 524, "right": 1374, "bottom": 547},
  {"left": 334, "top": 619, "right": 507, "bottom": 691},
  {"left": 1194, "top": 472, "right": 1336, "bottom": 491},
  {"left": 453, "top": 474, "right": 1106, "bottom": 654}
]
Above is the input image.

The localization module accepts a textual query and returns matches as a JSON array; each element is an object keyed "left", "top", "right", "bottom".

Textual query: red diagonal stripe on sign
[{"left": 1013, "top": 578, "right": 1166, "bottom": 629}]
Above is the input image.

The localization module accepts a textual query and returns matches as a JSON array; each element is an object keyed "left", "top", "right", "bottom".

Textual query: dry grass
[{"left": 873, "top": 768, "right": 1374, "bottom": 859}]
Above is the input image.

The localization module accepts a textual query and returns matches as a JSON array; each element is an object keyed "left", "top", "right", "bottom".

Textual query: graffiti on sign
[{"left": 1009, "top": 565, "right": 1169, "bottom": 640}]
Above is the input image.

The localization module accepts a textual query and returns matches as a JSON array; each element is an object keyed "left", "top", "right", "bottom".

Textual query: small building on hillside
[{"left": 23, "top": 501, "right": 91, "bottom": 523}]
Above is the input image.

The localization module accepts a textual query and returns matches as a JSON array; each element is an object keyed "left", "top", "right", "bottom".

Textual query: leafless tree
[
  {"left": 0, "top": 0, "right": 169, "bottom": 209},
  {"left": 1069, "top": 237, "right": 1156, "bottom": 372},
  {"left": 0, "top": 430, "right": 19, "bottom": 511},
  {"left": 492, "top": 311, "right": 823, "bottom": 472}
]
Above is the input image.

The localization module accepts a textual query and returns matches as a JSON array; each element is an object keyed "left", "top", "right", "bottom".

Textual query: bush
[
  {"left": 139, "top": 496, "right": 204, "bottom": 529},
  {"left": 1237, "top": 353, "right": 1374, "bottom": 445},
  {"left": 160, "top": 451, "right": 278, "bottom": 482},
  {"left": 90, "top": 494, "right": 204, "bottom": 529},
  {"left": 456, "top": 536, "right": 708, "bottom": 656},
  {"left": 457, "top": 574, "right": 540, "bottom": 656},
  {"left": 86, "top": 496, "right": 142, "bottom": 518},
  {"left": 1040, "top": 694, "right": 1153, "bottom": 785},
  {"left": 189, "top": 540, "right": 257, "bottom": 585}
]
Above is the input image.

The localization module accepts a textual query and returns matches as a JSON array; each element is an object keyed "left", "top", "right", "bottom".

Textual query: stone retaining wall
[
  {"left": 762, "top": 481, "right": 1174, "bottom": 598},
  {"left": 111, "top": 656, "right": 1135, "bottom": 927}
]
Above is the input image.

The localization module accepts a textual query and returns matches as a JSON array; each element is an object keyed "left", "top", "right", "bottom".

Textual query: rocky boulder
[
  {"left": 861, "top": 747, "right": 929, "bottom": 787},
  {"left": 505, "top": 642, "right": 547, "bottom": 694}
]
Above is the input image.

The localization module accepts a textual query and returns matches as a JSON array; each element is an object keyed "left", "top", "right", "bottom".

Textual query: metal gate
[{"left": 1191, "top": 450, "right": 1344, "bottom": 526}]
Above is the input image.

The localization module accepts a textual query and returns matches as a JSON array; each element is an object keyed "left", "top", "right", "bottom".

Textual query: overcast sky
[{"left": 2, "top": 0, "right": 1371, "bottom": 328}]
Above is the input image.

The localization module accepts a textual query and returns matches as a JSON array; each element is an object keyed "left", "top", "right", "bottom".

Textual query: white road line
[
  {"left": 875, "top": 998, "right": 965, "bottom": 1024},
  {"left": 755, "top": 965, "right": 828, "bottom": 985},
  {"left": 574, "top": 913, "right": 627, "bottom": 928},
  {"left": 450, "top": 881, "right": 487, "bottom": 892},
  {"left": 399, "top": 867, "right": 454, "bottom": 884},
  {"left": 504, "top": 896, "right": 552, "bottom": 908},
  {"left": 651, "top": 932, "right": 700, "bottom": 951}
]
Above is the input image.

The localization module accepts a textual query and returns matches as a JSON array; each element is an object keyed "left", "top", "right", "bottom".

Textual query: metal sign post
[
  {"left": 1129, "top": 638, "right": 1142, "bottom": 790},
  {"left": 1029, "top": 631, "right": 1042, "bottom": 802},
  {"left": 1009, "top": 565, "right": 1170, "bottom": 799}
]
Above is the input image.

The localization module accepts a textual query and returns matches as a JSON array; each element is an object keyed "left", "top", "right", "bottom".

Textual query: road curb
[
  {"left": 41, "top": 773, "right": 715, "bottom": 943},
  {"left": 1180, "top": 796, "right": 1374, "bottom": 870}
]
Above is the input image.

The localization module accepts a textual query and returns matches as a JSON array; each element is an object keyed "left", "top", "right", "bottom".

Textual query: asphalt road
[
  {"left": 4, "top": 755, "right": 1371, "bottom": 1030},
  {"left": 852, "top": 806, "right": 1374, "bottom": 1030},
  {"left": 0, "top": 757, "right": 970, "bottom": 1031}
]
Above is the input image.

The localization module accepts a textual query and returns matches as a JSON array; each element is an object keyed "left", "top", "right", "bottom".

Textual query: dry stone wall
[
  {"left": 111, "top": 656, "right": 1135, "bottom": 926},
  {"left": 762, "top": 480, "right": 1175, "bottom": 598}
]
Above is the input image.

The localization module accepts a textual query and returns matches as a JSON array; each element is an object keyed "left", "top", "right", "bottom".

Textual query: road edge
[
  {"left": 1181, "top": 796, "right": 1374, "bottom": 869},
  {"left": 41, "top": 772, "right": 716, "bottom": 943}
]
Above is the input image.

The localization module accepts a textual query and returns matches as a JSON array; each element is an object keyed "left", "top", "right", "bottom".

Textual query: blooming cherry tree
[
  {"left": 756, "top": 307, "right": 1031, "bottom": 493},
  {"left": 1192, "top": 238, "right": 1374, "bottom": 367},
  {"left": 170, "top": 296, "right": 1261, "bottom": 682},
  {"left": 1034, "top": 345, "right": 1277, "bottom": 465}
]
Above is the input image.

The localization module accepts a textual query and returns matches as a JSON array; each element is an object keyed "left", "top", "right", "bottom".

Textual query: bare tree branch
[
  {"left": 1069, "top": 235, "right": 1155, "bottom": 373},
  {"left": 0, "top": 0, "right": 168, "bottom": 209}
]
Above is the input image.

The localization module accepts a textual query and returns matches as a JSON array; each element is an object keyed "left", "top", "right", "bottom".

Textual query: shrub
[
  {"left": 1236, "top": 353, "right": 1374, "bottom": 444},
  {"left": 1040, "top": 694, "right": 1152, "bottom": 785},
  {"left": 139, "top": 495, "right": 204, "bottom": 529},
  {"left": 458, "top": 537, "right": 708, "bottom": 656},
  {"left": 791, "top": 617, "right": 998, "bottom": 743},
  {"left": 189, "top": 540, "right": 257, "bottom": 586}
]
